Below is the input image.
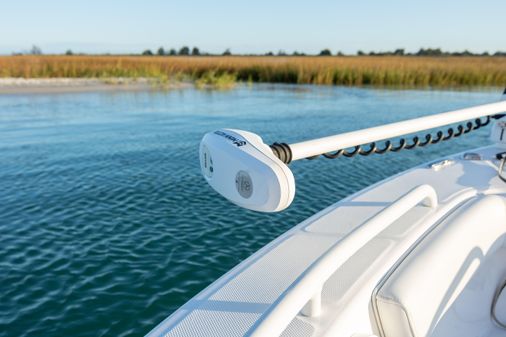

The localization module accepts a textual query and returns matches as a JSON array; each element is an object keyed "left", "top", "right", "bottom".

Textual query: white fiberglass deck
[{"left": 147, "top": 145, "right": 506, "bottom": 337}]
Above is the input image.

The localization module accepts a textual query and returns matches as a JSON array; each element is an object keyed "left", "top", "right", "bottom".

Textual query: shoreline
[
  {"left": 0, "top": 77, "right": 502, "bottom": 95},
  {"left": 0, "top": 77, "right": 193, "bottom": 94}
]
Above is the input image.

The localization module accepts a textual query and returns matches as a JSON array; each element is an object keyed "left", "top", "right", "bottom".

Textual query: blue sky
[{"left": 1, "top": 0, "right": 505, "bottom": 55}]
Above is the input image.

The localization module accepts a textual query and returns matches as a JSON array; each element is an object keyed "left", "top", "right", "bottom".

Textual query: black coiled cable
[{"left": 307, "top": 116, "right": 492, "bottom": 160}]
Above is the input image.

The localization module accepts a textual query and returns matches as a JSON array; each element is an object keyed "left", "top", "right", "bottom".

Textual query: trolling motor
[
  {"left": 200, "top": 94, "right": 506, "bottom": 213},
  {"left": 200, "top": 130, "right": 295, "bottom": 212}
]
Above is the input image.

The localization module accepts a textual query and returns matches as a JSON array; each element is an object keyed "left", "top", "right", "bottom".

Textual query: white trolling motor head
[{"left": 199, "top": 129, "right": 295, "bottom": 212}]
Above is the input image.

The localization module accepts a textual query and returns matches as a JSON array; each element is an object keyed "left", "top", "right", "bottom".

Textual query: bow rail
[{"left": 247, "top": 184, "right": 438, "bottom": 337}]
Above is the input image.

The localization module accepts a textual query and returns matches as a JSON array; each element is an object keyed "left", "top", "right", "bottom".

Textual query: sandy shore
[{"left": 0, "top": 78, "right": 192, "bottom": 94}]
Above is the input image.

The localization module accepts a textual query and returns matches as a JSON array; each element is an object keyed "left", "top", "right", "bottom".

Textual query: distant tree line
[
  {"left": 11, "top": 45, "right": 43, "bottom": 56},
  {"left": 9, "top": 44, "right": 506, "bottom": 57},
  {"left": 140, "top": 46, "right": 506, "bottom": 57},
  {"left": 355, "top": 48, "right": 506, "bottom": 57},
  {"left": 141, "top": 46, "right": 236, "bottom": 56},
  {"left": 143, "top": 46, "right": 212, "bottom": 56}
]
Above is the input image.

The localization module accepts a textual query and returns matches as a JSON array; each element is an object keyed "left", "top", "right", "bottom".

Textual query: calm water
[{"left": 0, "top": 85, "right": 501, "bottom": 337}]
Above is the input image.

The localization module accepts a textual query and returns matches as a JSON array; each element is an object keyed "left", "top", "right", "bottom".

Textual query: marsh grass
[
  {"left": 195, "top": 71, "right": 236, "bottom": 90},
  {"left": 0, "top": 55, "right": 504, "bottom": 88}
]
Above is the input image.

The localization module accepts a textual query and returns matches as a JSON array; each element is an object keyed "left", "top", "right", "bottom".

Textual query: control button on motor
[{"left": 235, "top": 171, "right": 253, "bottom": 198}]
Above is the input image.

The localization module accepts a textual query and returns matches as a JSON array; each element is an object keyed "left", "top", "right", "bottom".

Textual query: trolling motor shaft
[{"left": 270, "top": 100, "right": 506, "bottom": 164}]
